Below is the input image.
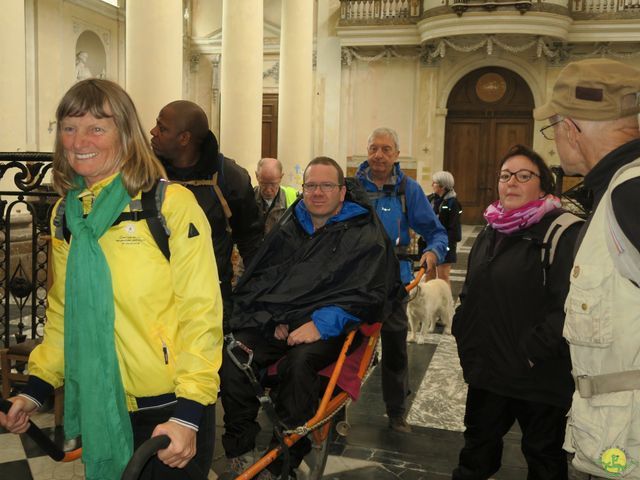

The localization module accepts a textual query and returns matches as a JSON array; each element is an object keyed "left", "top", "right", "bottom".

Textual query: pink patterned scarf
[{"left": 483, "top": 195, "right": 561, "bottom": 234}]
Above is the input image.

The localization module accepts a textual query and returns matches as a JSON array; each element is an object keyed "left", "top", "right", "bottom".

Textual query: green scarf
[{"left": 63, "top": 174, "right": 134, "bottom": 480}]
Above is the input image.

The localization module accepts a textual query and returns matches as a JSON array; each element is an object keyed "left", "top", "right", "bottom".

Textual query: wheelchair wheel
[{"left": 303, "top": 420, "right": 333, "bottom": 480}]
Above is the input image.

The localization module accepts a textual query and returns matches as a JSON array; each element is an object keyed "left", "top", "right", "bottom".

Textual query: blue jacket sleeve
[
  {"left": 405, "top": 179, "right": 449, "bottom": 263},
  {"left": 311, "top": 306, "right": 361, "bottom": 339}
]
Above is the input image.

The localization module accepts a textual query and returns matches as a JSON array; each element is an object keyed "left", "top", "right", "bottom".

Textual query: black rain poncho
[{"left": 231, "top": 182, "right": 403, "bottom": 334}]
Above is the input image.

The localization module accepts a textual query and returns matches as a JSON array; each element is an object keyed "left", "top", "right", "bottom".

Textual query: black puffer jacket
[
  {"left": 231, "top": 183, "right": 404, "bottom": 334},
  {"left": 159, "top": 131, "right": 263, "bottom": 288},
  {"left": 453, "top": 210, "right": 581, "bottom": 408}
]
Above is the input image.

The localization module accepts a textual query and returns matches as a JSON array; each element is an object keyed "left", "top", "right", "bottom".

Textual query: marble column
[
  {"left": 220, "top": 0, "right": 263, "bottom": 172},
  {"left": 126, "top": 1, "right": 183, "bottom": 133},
  {"left": 0, "top": 1, "right": 26, "bottom": 151},
  {"left": 277, "top": 0, "right": 314, "bottom": 189},
  {"left": 314, "top": 1, "right": 343, "bottom": 165}
]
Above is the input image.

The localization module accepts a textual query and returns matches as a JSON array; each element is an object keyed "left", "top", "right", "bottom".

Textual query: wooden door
[
  {"left": 444, "top": 67, "right": 534, "bottom": 223},
  {"left": 262, "top": 94, "right": 278, "bottom": 159}
]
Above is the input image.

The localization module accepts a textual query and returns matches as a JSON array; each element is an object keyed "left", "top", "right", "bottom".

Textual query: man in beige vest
[{"left": 535, "top": 59, "right": 640, "bottom": 479}]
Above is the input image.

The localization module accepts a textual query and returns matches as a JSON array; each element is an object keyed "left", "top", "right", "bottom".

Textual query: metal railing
[
  {"left": 572, "top": 0, "right": 640, "bottom": 13},
  {"left": 339, "top": 0, "right": 640, "bottom": 23},
  {"left": 0, "top": 152, "right": 57, "bottom": 348},
  {"left": 448, "top": 0, "right": 534, "bottom": 15},
  {"left": 339, "top": 0, "right": 423, "bottom": 23}
]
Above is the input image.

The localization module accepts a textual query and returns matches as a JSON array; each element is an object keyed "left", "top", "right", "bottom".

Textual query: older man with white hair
[
  {"left": 535, "top": 58, "right": 640, "bottom": 479},
  {"left": 355, "top": 127, "right": 448, "bottom": 432},
  {"left": 254, "top": 157, "right": 297, "bottom": 234}
]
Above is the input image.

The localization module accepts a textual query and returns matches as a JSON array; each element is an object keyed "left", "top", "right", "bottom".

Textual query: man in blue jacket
[
  {"left": 222, "top": 156, "right": 401, "bottom": 478},
  {"left": 356, "top": 127, "right": 448, "bottom": 432}
]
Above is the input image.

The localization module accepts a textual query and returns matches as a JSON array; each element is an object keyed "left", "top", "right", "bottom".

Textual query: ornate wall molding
[
  {"left": 210, "top": 54, "right": 221, "bottom": 105},
  {"left": 190, "top": 54, "right": 200, "bottom": 73},
  {"left": 341, "top": 45, "right": 421, "bottom": 66},
  {"left": 342, "top": 36, "right": 640, "bottom": 68},
  {"left": 263, "top": 62, "right": 280, "bottom": 81}
]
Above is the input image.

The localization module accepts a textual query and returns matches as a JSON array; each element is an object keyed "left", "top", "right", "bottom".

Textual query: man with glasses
[
  {"left": 150, "top": 100, "right": 263, "bottom": 331},
  {"left": 355, "top": 127, "right": 448, "bottom": 432},
  {"left": 534, "top": 58, "right": 640, "bottom": 479},
  {"left": 254, "top": 157, "right": 298, "bottom": 234},
  {"left": 221, "top": 156, "right": 400, "bottom": 478}
]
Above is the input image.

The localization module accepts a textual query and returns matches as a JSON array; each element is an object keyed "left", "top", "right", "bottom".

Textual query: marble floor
[{"left": 0, "top": 225, "right": 552, "bottom": 479}]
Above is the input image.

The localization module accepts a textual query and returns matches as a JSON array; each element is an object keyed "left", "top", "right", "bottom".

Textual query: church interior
[{"left": 1, "top": 0, "right": 639, "bottom": 478}]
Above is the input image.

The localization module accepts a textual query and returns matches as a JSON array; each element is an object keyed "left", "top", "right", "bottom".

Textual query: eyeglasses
[
  {"left": 539, "top": 117, "right": 582, "bottom": 140},
  {"left": 498, "top": 169, "right": 540, "bottom": 183},
  {"left": 302, "top": 182, "right": 342, "bottom": 193}
]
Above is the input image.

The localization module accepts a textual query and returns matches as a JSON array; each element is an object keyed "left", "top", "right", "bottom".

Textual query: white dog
[{"left": 407, "top": 278, "right": 454, "bottom": 343}]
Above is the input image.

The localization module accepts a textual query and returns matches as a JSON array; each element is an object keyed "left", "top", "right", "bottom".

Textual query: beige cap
[{"left": 533, "top": 58, "right": 640, "bottom": 121}]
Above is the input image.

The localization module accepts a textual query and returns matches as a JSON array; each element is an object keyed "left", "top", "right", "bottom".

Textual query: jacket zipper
[{"left": 161, "top": 338, "right": 169, "bottom": 365}]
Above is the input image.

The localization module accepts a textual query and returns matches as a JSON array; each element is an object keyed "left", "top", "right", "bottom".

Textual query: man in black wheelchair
[{"left": 221, "top": 156, "right": 402, "bottom": 479}]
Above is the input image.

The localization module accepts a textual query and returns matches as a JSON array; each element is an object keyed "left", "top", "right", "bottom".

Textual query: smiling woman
[{"left": 0, "top": 79, "right": 223, "bottom": 480}]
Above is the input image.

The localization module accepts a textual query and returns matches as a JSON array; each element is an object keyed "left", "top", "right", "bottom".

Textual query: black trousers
[
  {"left": 221, "top": 328, "right": 346, "bottom": 472},
  {"left": 453, "top": 386, "right": 569, "bottom": 480},
  {"left": 381, "top": 300, "right": 410, "bottom": 418},
  {"left": 129, "top": 403, "right": 216, "bottom": 480}
]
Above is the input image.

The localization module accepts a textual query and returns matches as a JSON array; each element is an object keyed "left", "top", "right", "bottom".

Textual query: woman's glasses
[{"left": 498, "top": 170, "right": 540, "bottom": 183}]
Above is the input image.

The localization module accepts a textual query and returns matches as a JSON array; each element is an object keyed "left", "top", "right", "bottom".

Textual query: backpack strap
[
  {"left": 541, "top": 212, "right": 584, "bottom": 284},
  {"left": 53, "top": 197, "right": 69, "bottom": 242},
  {"left": 364, "top": 175, "right": 408, "bottom": 215},
  {"left": 141, "top": 179, "right": 171, "bottom": 262},
  {"left": 211, "top": 172, "right": 233, "bottom": 229},
  {"left": 397, "top": 176, "right": 407, "bottom": 215},
  {"left": 173, "top": 172, "right": 232, "bottom": 233},
  {"left": 56, "top": 180, "right": 171, "bottom": 262}
]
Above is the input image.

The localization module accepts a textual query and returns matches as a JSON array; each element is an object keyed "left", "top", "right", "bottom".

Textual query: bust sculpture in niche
[{"left": 75, "top": 51, "right": 93, "bottom": 81}]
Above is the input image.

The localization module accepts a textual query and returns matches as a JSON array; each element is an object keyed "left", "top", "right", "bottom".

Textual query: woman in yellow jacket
[{"left": 0, "top": 79, "right": 223, "bottom": 480}]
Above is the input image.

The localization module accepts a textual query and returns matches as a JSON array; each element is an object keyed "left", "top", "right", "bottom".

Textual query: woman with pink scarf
[{"left": 452, "top": 144, "right": 582, "bottom": 480}]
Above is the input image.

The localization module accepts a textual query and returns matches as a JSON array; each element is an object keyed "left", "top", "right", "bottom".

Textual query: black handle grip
[
  {"left": 121, "top": 434, "right": 207, "bottom": 480},
  {"left": 0, "top": 398, "right": 66, "bottom": 461}
]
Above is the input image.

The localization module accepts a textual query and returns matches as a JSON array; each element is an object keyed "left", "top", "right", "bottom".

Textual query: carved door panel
[
  {"left": 444, "top": 67, "right": 534, "bottom": 224},
  {"left": 262, "top": 94, "right": 278, "bottom": 159},
  {"left": 444, "top": 119, "right": 487, "bottom": 224}
]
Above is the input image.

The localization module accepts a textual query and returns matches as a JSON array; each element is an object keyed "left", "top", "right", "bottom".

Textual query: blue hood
[{"left": 295, "top": 200, "right": 368, "bottom": 235}]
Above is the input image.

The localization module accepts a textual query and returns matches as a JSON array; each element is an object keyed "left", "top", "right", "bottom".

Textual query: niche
[{"left": 75, "top": 30, "right": 106, "bottom": 81}]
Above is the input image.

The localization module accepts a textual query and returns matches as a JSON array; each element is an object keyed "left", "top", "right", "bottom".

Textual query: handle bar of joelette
[
  {"left": 405, "top": 267, "right": 426, "bottom": 292},
  {"left": 0, "top": 398, "right": 81, "bottom": 462},
  {"left": 121, "top": 434, "right": 208, "bottom": 480},
  {"left": 0, "top": 400, "right": 207, "bottom": 479}
]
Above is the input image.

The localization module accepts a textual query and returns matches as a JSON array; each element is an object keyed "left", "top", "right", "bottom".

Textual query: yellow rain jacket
[{"left": 29, "top": 175, "right": 223, "bottom": 415}]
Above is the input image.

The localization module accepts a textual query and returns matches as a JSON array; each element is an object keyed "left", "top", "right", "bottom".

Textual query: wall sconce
[{"left": 48, "top": 120, "right": 57, "bottom": 133}]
